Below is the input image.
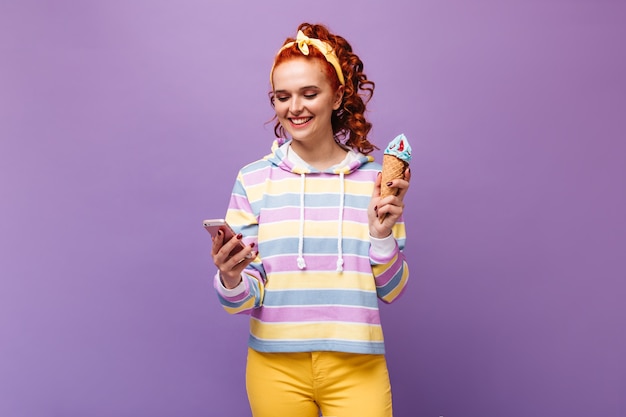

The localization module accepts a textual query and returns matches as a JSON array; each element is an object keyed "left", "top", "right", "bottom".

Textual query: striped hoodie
[{"left": 214, "top": 140, "right": 409, "bottom": 354}]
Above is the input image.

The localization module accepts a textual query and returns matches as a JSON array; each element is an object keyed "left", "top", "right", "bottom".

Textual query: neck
[{"left": 290, "top": 137, "right": 347, "bottom": 170}]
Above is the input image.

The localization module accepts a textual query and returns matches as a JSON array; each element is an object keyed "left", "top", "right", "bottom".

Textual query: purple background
[{"left": 1, "top": 1, "right": 625, "bottom": 416}]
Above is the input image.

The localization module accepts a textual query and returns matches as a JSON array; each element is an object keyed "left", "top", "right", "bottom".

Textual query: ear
[{"left": 332, "top": 85, "right": 345, "bottom": 110}]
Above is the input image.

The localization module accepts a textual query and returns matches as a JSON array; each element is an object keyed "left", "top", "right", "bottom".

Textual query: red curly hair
[{"left": 270, "top": 23, "right": 377, "bottom": 155}]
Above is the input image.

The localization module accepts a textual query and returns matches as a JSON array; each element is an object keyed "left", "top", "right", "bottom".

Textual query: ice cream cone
[
  {"left": 379, "top": 133, "right": 412, "bottom": 223},
  {"left": 380, "top": 154, "right": 408, "bottom": 198},
  {"left": 379, "top": 155, "right": 408, "bottom": 223}
]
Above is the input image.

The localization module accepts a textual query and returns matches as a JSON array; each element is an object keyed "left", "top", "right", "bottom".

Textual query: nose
[{"left": 289, "top": 96, "right": 303, "bottom": 115}]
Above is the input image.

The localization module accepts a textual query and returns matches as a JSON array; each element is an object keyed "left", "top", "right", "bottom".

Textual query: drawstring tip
[
  {"left": 297, "top": 257, "right": 306, "bottom": 270},
  {"left": 336, "top": 258, "right": 344, "bottom": 272}
]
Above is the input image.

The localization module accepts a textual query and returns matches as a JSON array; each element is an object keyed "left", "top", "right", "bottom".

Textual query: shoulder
[
  {"left": 236, "top": 155, "right": 284, "bottom": 188},
  {"left": 239, "top": 157, "right": 273, "bottom": 175},
  {"left": 347, "top": 158, "right": 381, "bottom": 181},
  {"left": 360, "top": 159, "right": 382, "bottom": 172}
]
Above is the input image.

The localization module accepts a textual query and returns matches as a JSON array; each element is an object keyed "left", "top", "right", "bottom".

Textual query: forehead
[{"left": 272, "top": 58, "right": 330, "bottom": 90}]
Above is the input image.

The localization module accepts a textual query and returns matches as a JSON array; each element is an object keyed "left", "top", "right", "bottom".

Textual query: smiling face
[{"left": 272, "top": 57, "right": 344, "bottom": 147}]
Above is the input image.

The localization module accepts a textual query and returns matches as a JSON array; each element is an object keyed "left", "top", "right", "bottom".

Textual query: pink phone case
[{"left": 203, "top": 219, "right": 249, "bottom": 258}]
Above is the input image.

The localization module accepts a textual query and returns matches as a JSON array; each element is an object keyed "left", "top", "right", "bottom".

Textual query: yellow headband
[{"left": 270, "top": 30, "right": 345, "bottom": 88}]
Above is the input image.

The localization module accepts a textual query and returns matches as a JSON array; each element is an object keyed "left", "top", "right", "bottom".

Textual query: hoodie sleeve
[
  {"left": 370, "top": 218, "right": 409, "bottom": 303},
  {"left": 213, "top": 170, "right": 267, "bottom": 315}
]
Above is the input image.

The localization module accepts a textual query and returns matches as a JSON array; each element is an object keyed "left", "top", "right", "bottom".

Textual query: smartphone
[{"left": 203, "top": 219, "right": 252, "bottom": 259}]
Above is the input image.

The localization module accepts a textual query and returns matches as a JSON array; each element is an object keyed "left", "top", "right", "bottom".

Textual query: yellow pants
[{"left": 246, "top": 348, "right": 393, "bottom": 417}]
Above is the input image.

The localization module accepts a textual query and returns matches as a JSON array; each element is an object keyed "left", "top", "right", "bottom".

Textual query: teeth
[{"left": 291, "top": 118, "right": 311, "bottom": 125}]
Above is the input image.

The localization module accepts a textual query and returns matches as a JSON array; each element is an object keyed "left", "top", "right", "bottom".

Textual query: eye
[
  {"left": 304, "top": 93, "right": 318, "bottom": 99},
  {"left": 275, "top": 95, "right": 289, "bottom": 102}
]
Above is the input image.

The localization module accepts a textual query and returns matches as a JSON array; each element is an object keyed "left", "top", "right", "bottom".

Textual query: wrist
[
  {"left": 220, "top": 273, "right": 243, "bottom": 289},
  {"left": 369, "top": 228, "right": 392, "bottom": 239}
]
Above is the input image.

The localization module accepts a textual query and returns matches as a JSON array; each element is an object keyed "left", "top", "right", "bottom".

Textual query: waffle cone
[{"left": 380, "top": 154, "right": 408, "bottom": 198}]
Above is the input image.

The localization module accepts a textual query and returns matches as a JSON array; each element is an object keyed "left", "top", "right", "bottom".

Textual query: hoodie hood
[
  {"left": 265, "top": 139, "right": 374, "bottom": 175},
  {"left": 264, "top": 139, "right": 374, "bottom": 272}
]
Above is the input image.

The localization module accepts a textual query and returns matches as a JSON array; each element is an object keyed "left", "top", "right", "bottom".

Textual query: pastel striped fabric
[{"left": 214, "top": 143, "right": 409, "bottom": 354}]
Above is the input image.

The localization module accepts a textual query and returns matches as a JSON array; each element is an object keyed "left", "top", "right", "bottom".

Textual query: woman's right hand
[{"left": 211, "top": 230, "right": 256, "bottom": 289}]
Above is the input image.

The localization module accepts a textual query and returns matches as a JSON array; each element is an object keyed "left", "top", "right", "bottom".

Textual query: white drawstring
[
  {"left": 295, "top": 170, "right": 345, "bottom": 273},
  {"left": 336, "top": 171, "right": 345, "bottom": 272},
  {"left": 296, "top": 172, "right": 306, "bottom": 270}
]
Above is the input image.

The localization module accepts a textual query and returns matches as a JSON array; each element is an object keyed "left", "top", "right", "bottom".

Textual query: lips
[{"left": 290, "top": 117, "right": 312, "bottom": 126}]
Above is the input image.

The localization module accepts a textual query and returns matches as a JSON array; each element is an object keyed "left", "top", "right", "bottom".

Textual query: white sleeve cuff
[
  {"left": 214, "top": 272, "right": 246, "bottom": 297},
  {"left": 369, "top": 233, "right": 397, "bottom": 258}
]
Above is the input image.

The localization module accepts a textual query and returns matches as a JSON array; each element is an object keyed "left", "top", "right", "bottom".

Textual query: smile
[{"left": 290, "top": 117, "right": 312, "bottom": 126}]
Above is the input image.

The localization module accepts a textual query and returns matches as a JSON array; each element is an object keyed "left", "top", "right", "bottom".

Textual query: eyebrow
[{"left": 274, "top": 85, "right": 321, "bottom": 94}]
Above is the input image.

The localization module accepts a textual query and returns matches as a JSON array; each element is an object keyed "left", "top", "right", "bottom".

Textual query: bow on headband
[{"left": 270, "top": 30, "right": 345, "bottom": 88}]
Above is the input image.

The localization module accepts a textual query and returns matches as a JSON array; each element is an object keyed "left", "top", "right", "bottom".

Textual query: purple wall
[{"left": 1, "top": 1, "right": 624, "bottom": 416}]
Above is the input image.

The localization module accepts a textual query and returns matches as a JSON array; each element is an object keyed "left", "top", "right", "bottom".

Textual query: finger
[
  {"left": 224, "top": 249, "right": 257, "bottom": 276},
  {"left": 391, "top": 168, "right": 411, "bottom": 189},
  {"left": 211, "top": 230, "right": 225, "bottom": 256},
  {"left": 220, "top": 249, "right": 257, "bottom": 284},
  {"left": 378, "top": 202, "right": 403, "bottom": 223},
  {"left": 235, "top": 250, "right": 257, "bottom": 269},
  {"left": 378, "top": 189, "right": 408, "bottom": 216},
  {"left": 219, "top": 233, "right": 243, "bottom": 257},
  {"left": 219, "top": 235, "right": 256, "bottom": 266},
  {"left": 395, "top": 168, "right": 412, "bottom": 200},
  {"left": 371, "top": 171, "right": 382, "bottom": 198},
  {"left": 395, "top": 180, "right": 410, "bottom": 201}
]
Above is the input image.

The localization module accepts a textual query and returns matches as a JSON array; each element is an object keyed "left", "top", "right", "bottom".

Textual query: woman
[{"left": 211, "top": 22, "right": 411, "bottom": 417}]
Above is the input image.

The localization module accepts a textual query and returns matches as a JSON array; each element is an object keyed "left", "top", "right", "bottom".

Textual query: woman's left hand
[{"left": 368, "top": 168, "right": 411, "bottom": 238}]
